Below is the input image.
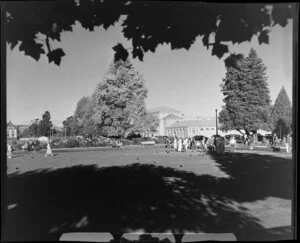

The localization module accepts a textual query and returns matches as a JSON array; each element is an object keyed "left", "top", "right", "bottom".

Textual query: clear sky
[{"left": 7, "top": 15, "right": 293, "bottom": 126}]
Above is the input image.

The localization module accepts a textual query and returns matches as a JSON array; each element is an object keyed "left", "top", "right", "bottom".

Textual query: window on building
[
  {"left": 11, "top": 131, "right": 15, "bottom": 137},
  {"left": 7, "top": 131, "right": 9, "bottom": 137},
  {"left": 211, "top": 128, "right": 215, "bottom": 130},
  {"left": 192, "top": 128, "right": 195, "bottom": 132},
  {"left": 206, "top": 128, "right": 209, "bottom": 130},
  {"left": 200, "top": 128, "right": 204, "bottom": 130}
]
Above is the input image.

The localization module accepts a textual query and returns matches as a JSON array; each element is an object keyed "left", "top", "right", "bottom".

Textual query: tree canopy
[
  {"left": 62, "top": 59, "right": 159, "bottom": 138},
  {"left": 271, "top": 86, "right": 292, "bottom": 137},
  {"left": 4, "top": 1, "right": 294, "bottom": 65},
  {"left": 74, "top": 96, "right": 91, "bottom": 119},
  {"left": 219, "top": 48, "right": 272, "bottom": 136},
  {"left": 63, "top": 115, "right": 81, "bottom": 137},
  {"left": 28, "top": 111, "right": 53, "bottom": 137},
  {"left": 28, "top": 118, "right": 40, "bottom": 137},
  {"left": 38, "top": 111, "right": 53, "bottom": 137},
  {"left": 91, "top": 59, "right": 149, "bottom": 137}
]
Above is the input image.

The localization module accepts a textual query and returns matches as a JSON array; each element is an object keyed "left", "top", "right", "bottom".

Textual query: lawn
[{"left": 4, "top": 147, "right": 293, "bottom": 241}]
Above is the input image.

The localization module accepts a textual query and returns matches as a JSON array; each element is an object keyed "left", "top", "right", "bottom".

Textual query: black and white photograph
[{"left": 1, "top": 1, "right": 298, "bottom": 242}]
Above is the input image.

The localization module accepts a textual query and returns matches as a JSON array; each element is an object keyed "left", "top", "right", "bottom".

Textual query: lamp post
[{"left": 215, "top": 109, "right": 218, "bottom": 136}]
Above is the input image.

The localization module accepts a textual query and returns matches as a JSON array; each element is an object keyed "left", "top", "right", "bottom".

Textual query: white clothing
[
  {"left": 178, "top": 139, "right": 182, "bottom": 152},
  {"left": 183, "top": 139, "right": 188, "bottom": 151},
  {"left": 7, "top": 144, "right": 12, "bottom": 158},
  {"left": 174, "top": 138, "right": 178, "bottom": 150},
  {"left": 45, "top": 143, "right": 53, "bottom": 157}
]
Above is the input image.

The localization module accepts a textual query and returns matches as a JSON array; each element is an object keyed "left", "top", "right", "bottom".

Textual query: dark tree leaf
[
  {"left": 47, "top": 48, "right": 65, "bottom": 66},
  {"left": 212, "top": 43, "right": 229, "bottom": 59},
  {"left": 5, "top": 2, "right": 294, "bottom": 66},
  {"left": 112, "top": 43, "right": 129, "bottom": 62},
  {"left": 9, "top": 39, "right": 19, "bottom": 50},
  {"left": 19, "top": 40, "right": 45, "bottom": 61},
  {"left": 224, "top": 53, "right": 245, "bottom": 69},
  {"left": 258, "top": 30, "right": 269, "bottom": 45},
  {"left": 272, "top": 4, "right": 293, "bottom": 27},
  {"left": 132, "top": 47, "right": 144, "bottom": 61},
  {"left": 202, "top": 34, "right": 210, "bottom": 49}
]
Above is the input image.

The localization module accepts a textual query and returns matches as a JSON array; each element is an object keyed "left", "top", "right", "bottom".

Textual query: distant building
[
  {"left": 147, "top": 106, "right": 184, "bottom": 136},
  {"left": 166, "top": 119, "right": 217, "bottom": 138},
  {"left": 7, "top": 121, "right": 18, "bottom": 139},
  {"left": 146, "top": 106, "right": 271, "bottom": 138}
]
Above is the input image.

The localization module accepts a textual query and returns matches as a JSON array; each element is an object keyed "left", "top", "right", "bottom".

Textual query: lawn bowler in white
[
  {"left": 177, "top": 138, "right": 182, "bottom": 152},
  {"left": 183, "top": 137, "right": 189, "bottom": 151},
  {"left": 7, "top": 143, "right": 12, "bottom": 159},
  {"left": 173, "top": 136, "right": 178, "bottom": 151},
  {"left": 45, "top": 141, "right": 53, "bottom": 157}
]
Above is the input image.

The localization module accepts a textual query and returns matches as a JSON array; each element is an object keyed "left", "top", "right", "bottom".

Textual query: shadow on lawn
[
  {"left": 211, "top": 152, "right": 293, "bottom": 201},
  {"left": 3, "top": 152, "right": 293, "bottom": 241}
]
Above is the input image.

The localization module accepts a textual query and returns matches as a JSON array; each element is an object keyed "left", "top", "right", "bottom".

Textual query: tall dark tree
[
  {"left": 271, "top": 86, "right": 292, "bottom": 138},
  {"left": 63, "top": 116, "right": 81, "bottom": 137},
  {"left": 37, "top": 111, "right": 53, "bottom": 137},
  {"left": 4, "top": 2, "right": 294, "bottom": 66},
  {"left": 28, "top": 118, "right": 40, "bottom": 137},
  {"left": 219, "top": 48, "right": 272, "bottom": 137}
]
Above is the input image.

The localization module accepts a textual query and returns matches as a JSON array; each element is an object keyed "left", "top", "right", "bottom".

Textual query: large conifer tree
[
  {"left": 219, "top": 48, "right": 272, "bottom": 136},
  {"left": 271, "top": 86, "right": 292, "bottom": 138},
  {"left": 91, "top": 59, "right": 149, "bottom": 137}
]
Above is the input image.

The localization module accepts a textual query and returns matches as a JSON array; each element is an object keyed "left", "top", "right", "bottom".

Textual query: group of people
[
  {"left": 167, "top": 136, "right": 208, "bottom": 153},
  {"left": 7, "top": 140, "right": 54, "bottom": 159},
  {"left": 166, "top": 135, "right": 239, "bottom": 155},
  {"left": 111, "top": 139, "right": 123, "bottom": 149},
  {"left": 263, "top": 133, "right": 292, "bottom": 153}
]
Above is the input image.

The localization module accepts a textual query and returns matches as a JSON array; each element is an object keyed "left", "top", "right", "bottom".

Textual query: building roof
[
  {"left": 163, "top": 114, "right": 183, "bottom": 120},
  {"left": 147, "top": 106, "right": 181, "bottom": 114},
  {"left": 167, "top": 119, "right": 216, "bottom": 128},
  {"left": 7, "top": 121, "right": 17, "bottom": 129}
]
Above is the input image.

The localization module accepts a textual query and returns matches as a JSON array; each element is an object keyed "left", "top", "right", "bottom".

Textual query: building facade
[
  {"left": 7, "top": 121, "right": 18, "bottom": 139},
  {"left": 166, "top": 119, "right": 218, "bottom": 138},
  {"left": 147, "top": 106, "right": 271, "bottom": 138},
  {"left": 147, "top": 106, "right": 183, "bottom": 136}
]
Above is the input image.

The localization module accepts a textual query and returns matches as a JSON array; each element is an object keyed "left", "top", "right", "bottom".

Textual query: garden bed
[{"left": 12, "top": 144, "right": 166, "bottom": 153}]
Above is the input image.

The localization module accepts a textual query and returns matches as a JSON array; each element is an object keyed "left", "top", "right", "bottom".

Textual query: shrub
[
  {"left": 121, "top": 139, "right": 133, "bottom": 146},
  {"left": 97, "top": 141, "right": 111, "bottom": 147},
  {"left": 155, "top": 136, "right": 167, "bottom": 144},
  {"left": 65, "top": 138, "right": 80, "bottom": 148},
  {"left": 126, "top": 133, "right": 142, "bottom": 140},
  {"left": 132, "top": 138, "right": 142, "bottom": 145}
]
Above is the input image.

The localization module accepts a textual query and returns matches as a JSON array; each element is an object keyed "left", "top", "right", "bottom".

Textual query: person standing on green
[{"left": 287, "top": 135, "right": 292, "bottom": 153}]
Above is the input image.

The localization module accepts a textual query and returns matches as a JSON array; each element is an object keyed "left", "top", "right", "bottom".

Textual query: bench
[
  {"left": 60, "top": 232, "right": 237, "bottom": 242},
  {"left": 141, "top": 141, "right": 156, "bottom": 146}
]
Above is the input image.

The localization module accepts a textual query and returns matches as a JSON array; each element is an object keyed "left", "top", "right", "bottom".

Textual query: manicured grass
[{"left": 5, "top": 148, "right": 292, "bottom": 241}]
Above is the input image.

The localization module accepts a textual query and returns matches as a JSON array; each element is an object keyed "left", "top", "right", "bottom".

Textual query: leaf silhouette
[{"left": 47, "top": 48, "right": 65, "bottom": 66}]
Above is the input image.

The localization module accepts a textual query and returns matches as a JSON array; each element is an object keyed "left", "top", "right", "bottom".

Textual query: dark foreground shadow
[
  {"left": 210, "top": 152, "right": 293, "bottom": 201},
  {"left": 3, "top": 152, "right": 293, "bottom": 241}
]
